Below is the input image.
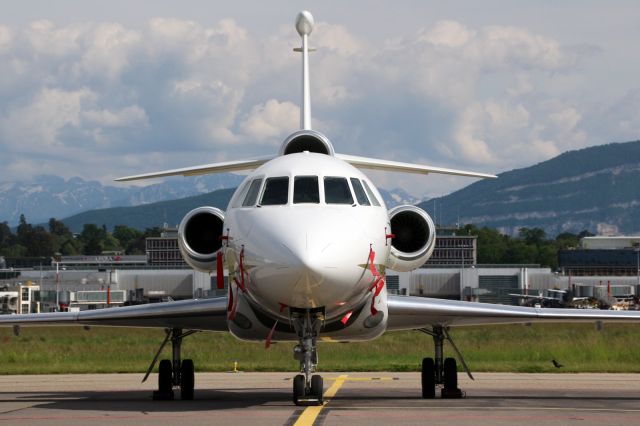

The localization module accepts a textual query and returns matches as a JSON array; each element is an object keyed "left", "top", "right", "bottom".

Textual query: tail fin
[{"left": 294, "top": 11, "right": 315, "bottom": 130}]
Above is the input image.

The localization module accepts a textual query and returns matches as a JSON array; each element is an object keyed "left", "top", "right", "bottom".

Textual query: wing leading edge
[
  {"left": 336, "top": 154, "right": 497, "bottom": 179},
  {"left": 387, "top": 295, "right": 640, "bottom": 330},
  {"left": 114, "top": 156, "right": 274, "bottom": 182},
  {"left": 0, "top": 297, "right": 229, "bottom": 331}
]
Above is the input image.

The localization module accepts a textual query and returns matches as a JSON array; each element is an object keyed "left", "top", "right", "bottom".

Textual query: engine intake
[
  {"left": 278, "top": 130, "right": 335, "bottom": 156},
  {"left": 385, "top": 205, "right": 436, "bottom": 272},
  {"left": 178, "top": 206, "right": 225, "bottom": 272}
]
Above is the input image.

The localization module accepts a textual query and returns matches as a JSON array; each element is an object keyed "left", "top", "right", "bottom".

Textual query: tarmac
[{"left": 1, "top": 372, "right": 640, "bottom": 425}]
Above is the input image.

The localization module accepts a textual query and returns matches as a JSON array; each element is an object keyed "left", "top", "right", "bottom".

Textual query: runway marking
[
  {"left": 328, "top": 377, "right": 398, "bottom": 381},
  {"left": 326, "top": 405, "right": 640, "bottom": 413},
  {"left": 285, "top": 376, "right": 397, "bottom": 381},
  {"left": 293, "top": 374, "right": 348, "bottom": 426}
]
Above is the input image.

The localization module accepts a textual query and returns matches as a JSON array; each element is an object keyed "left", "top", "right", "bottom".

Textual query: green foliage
[
  {"left": 0, "top": 217, "right": 159, "bottom": 257},
  {"left": 460, "top": 225, "right": 588, "bottom": 268},
  {"left": 2, "top": 324, "right": 640, "bottom": 374}
]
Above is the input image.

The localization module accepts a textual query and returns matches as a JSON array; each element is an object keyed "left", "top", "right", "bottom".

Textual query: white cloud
[
  {"left": 0, "top": 26, "right": 12, "bottom": 53},
  {"left": 420, "top": 20, "right": 474, "bottom": 48},
  {"left": 2, "top": 87, "right": 95, "bottom": 148},
  {"left": 239, "top": 99, "right": 299, "bottom": 142},
  {"left": 0, "top": 11, "right": 637, "bottom": 199},
  {"left": 78, "top": 23, "right": 141, "bottom": 80},
  {"left": 81, "top": 105, "right": 148, "bottom": 127}
]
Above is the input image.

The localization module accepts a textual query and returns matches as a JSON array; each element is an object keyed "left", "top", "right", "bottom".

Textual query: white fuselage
[{"left": 223, "top": 152, "right": 392, "bottom": 341}]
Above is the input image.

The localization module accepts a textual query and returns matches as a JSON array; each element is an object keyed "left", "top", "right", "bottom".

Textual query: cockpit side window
[
  {"left": 294, "top": 176, "right": 319, "bottom": 204},
  {"left": 232, "top": 181, "right": 250, "bottom": 208},
  {"left": 260, "top": 176, "right": 289, "bottom": 205},
  {"left": 242, "top": 178, "right": 263, "bottom": 207},
  {"left": 324, "top": 177, "right": 354, "bottom": 204},
  {"left": 350, "top": 178, "right": 371, "bottom": 206},
  {"left": 362, "top": 180, "right": 381, "bottom": 207}
]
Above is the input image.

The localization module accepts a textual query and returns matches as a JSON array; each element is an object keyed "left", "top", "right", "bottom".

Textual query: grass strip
[{"left": 1, "top": 323, "right": 640, "bottom": 374}]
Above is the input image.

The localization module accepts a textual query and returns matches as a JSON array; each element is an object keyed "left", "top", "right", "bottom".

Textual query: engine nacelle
[
  {"left": 278, "top": 130, "right": 335, "bottom": 156},
  {"left": 178, "top": 206, "right": 225, "bottom": 272},
  {"left": 385, "top": 205, "right": 436, "bottom": 272}
]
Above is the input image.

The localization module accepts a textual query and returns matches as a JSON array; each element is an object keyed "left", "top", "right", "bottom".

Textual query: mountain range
[
  {"left": 418, "top": 140, "right": 640, "bottom": 236},
  {"left": 0, "top": 173, "right": 418, "bottom": 231},
  {"left": 0, "top": 173, "right": 244, "bottom": 226},
  {"left": 4, "top": 140, "right": 640, "bottom": 236}
]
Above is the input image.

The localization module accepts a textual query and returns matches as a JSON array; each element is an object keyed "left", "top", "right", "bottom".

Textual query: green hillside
[
  {"left": 62, "top": 188, "right": 235, "bottom": 232},
  {"left": 419, "top": 140, "right": 640, "bottom": 235}
]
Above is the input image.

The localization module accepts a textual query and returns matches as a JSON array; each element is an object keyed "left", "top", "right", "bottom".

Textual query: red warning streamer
[
  {"left": 216, "top": 251, "right": 224, "bottom": 290},
  {"left": 368, "top": 247, "right": 385, "bottom": 315}
]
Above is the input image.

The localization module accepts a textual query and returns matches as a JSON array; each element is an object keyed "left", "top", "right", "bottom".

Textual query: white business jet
[{"left": 3, "top": 11, "right": 640, "bottom": 405}]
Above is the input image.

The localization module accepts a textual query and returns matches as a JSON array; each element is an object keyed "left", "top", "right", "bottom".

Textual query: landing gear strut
[
  {"left": 143, "top": 328, "right": 198, "bottom": 400},
  {"left": 291, "top": 309, "right": 324, "bottom": 406},
  {"left": 419, "top": 325, "right": 473, "bottom": 399}
]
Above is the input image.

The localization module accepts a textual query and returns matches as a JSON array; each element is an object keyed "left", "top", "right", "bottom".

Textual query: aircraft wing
[
  {"left": 114, "top": 156, "right": 274, "bottom": 182},
  {"left": 0, "top": 297, "right": 229, "bottom": 331},
  {"left": 336, "top": 154, "right": 497, "bottom": 179},
  {"left": 386, "top": 295, "right": 640, "bottom": 330}
]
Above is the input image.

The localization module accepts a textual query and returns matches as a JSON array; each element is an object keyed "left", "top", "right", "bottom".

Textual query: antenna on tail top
[{"left": 294, "top": 11, "right": 315, "bottom": 130}]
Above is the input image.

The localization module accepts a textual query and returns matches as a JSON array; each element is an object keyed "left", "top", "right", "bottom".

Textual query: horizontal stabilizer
[
  {"left": 115, "top": 156, "right": 274, "bottom": 182},
  {"left": 336, "top": 154, "right": 497, "bottom": 179}
]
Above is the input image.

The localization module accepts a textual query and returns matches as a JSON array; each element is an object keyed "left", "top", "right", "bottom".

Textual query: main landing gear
[
  {"left": 419, "top": 325, "right": 474, "bottom": 399},
  {"left": 291, "top": 309, "right": 324, "bottom": 406},
  {"left": 143, "top": 328, "right": 198, "bottom": 400}
]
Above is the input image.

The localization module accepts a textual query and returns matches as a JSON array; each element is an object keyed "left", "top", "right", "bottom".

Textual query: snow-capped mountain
[{"left": 0, "top": 174, "right": 244, "bottom": 226}]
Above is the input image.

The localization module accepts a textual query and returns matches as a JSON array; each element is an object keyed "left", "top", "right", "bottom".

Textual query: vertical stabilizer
[{"left": 295, "top": 11, "right": 314, "bottom": 130}]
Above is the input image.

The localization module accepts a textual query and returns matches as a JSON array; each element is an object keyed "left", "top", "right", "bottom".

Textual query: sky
[{"left": 0, "top": 0, "right": 639, "bottom": 198}]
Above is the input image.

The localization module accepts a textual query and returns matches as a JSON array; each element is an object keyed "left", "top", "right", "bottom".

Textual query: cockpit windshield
[
  {"left": 324, "top": 177, "right": 353, "bottom": 204},
  {"left": 294, "top": 176, "right": 319, "bottom": 204},
  {"left": 238, "top": 175, "right": 381, "bottom": 208},
  {"left": 261, "top": 177, "right": 289, "bottom": 205}
]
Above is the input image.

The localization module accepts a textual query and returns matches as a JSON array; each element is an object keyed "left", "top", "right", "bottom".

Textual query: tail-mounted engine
[
  {"left": 278, "top": 130, "right": 335, "bottom": 156},
  {"left": 177, "top": 206, "right": 225, "bottom": 272},
  {"left": 385, "top": 205, "right": 436, "bottom": 272}
]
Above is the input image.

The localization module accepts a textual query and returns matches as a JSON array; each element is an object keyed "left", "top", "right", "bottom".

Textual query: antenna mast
[{"left": 295, "top": 11, "right": 314, "bottom": 130}]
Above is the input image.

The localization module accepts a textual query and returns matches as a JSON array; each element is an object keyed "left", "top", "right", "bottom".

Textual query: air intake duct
[
  {"left": 177, "top": 206, "right": 225, "bottom": 272},
  {"left": 385, "top": 205, "right": 436, "bottom": 272}
]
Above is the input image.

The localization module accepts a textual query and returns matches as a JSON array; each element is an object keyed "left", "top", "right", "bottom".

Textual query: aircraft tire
[
  {"left": 181, "top": 359, "right": 195, "bottom": 400},
  {"left": 293, "top": 374, "right": 305, "bottom": 405},
  {"left": 158, "top": 359, "right": 172, "bottom": 394},
  {"left": 311, "top": 374, "right": 323, "bottom": 403},
  {"left": 421, "top": 357, "right": 436, "bottom": 399},
  {"left": 443, "top": 357, "right": 458, "bottom": 390}
]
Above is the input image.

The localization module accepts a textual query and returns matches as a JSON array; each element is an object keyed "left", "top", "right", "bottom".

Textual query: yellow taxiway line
[{"left": 293, "top": 374, "right": 348, "bottom": 426}]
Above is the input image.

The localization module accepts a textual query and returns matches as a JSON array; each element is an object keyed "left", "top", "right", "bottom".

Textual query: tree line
[
  {"left": 0, "top": 215, "right": 161, "bottom": 257},
  {"left": 0, "top": 215, "right": 593, "bottom": 269},
  {"left": 460, "top": 224, "right": 593, "bottom": 269}
]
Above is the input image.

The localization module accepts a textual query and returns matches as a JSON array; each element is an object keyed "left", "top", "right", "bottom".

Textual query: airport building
[
  {"left": 2, "top": 233, "right": 639, "bottom": 314},
  {"left": 558, "top": 236, "right": 640, "bottom": 277}
]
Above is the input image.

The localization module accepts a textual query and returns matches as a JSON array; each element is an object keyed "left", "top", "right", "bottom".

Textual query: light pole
[
  {"left": 460, "top": 241, "right": 465, "bottom": 301},
  {"left": 635, "top": 242, "right": 640, "bottom": 289}
]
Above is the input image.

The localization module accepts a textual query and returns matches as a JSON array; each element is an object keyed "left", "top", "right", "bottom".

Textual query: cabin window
[
  {"left": 324, "top": 177, "right": 354, "bottom": 204},
  {"left": 242, "top": 178, "right": 263, "bottom": 207},
  {"left": 261, "top": 177, "right": 290, "bottom": 205},
  {"left": 350, "top": 178, "right": 371, "bottom": 206},
  {"left": 362, "top": 180, "right": 381, "bottom": 207},
  {"left": 294, "top": 176, "right": 320, "bottom": 204}
]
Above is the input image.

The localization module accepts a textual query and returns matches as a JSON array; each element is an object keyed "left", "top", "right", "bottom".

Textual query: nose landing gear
[{"left": 291, "top": 309, "right": 324, "bottom": 405}]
